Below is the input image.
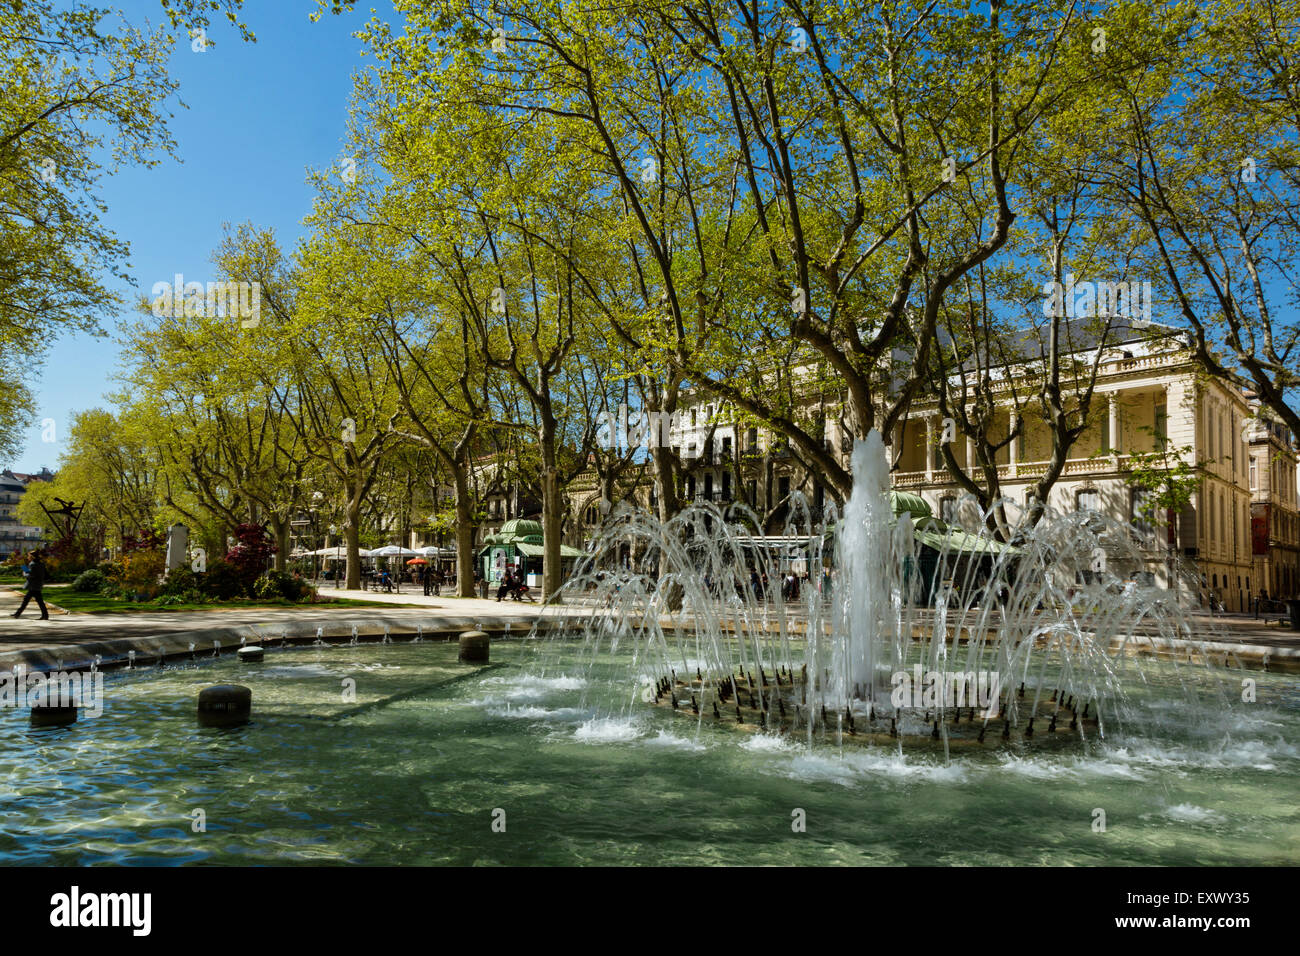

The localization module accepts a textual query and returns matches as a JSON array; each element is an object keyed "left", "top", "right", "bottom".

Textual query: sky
[{"left": 10, "top": 0, "right": 386, "bottom": 473}]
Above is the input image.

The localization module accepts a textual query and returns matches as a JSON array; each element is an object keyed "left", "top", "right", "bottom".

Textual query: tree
[
  {"left": 0, "top": 0, "right": 254, "bottom": 454},
  {"left": 1103, "top": 0, "right": 1300, "bottom": 438}
]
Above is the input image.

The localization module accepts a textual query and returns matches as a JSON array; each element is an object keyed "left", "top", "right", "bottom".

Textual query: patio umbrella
[
  {"left": 368, "top": 545, "right": 420, "bottom": 557},
  {"left": 406, "top": 557, "right": 428, "bottom": 565}
]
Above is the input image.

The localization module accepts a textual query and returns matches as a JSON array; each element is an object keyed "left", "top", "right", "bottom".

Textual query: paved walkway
[
  {"left": 0, "top": 584, "right": 557, "bottom": 672},
  {"left": 3, "top": 583, "right": 1297, "bottom": 673}
]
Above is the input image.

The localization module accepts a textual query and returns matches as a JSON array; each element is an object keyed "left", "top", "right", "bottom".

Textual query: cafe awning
[{"left": 514, "top": 541, "right": 586, "bottom": 558}]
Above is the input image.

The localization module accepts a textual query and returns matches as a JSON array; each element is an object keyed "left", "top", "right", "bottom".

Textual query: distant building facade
[
  {"left": 0, "top": 468, "right": 54, "bottom": 559},
  {"left": 1248, "top": 412, "right": 1300, "bottom": 601},
  {"left": 564, "top": 327, "right": 1299, "bottom": 610}
]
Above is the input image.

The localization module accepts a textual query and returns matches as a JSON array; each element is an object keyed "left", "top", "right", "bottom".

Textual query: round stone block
[
  {"left": 30, "top": 701, "right": 78, "bottom": 728},
  {"left": 198, "top": 684, "right": 252, "bottom": 727},
  {"left": 459, "top": 630, "right": 490, "bottom": 662},
  {"left": 237, "top": 645, "right": 265, "bottom": 663}
]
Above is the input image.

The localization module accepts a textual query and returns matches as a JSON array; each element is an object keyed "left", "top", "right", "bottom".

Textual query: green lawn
[{"left": 36, "top": 587, "right": 420, "bottom": 615}]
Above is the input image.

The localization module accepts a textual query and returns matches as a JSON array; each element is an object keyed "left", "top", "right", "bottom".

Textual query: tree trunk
[
  {"left": 454, "top": 469, "right": 476, "bottom": 597},
  {"left": 269, "top": 515, "right": 289, "bottom": 572},
  {"left": 541, "top": 421, "right": 563, "bottom": 602},
  {"left": 344, "top": 498, "right": 362, "bottom": 590}
]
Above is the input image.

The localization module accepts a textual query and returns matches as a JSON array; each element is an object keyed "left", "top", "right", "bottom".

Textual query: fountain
[{"left": 526, "top": 431, "right": 1232, "bottom": 756}]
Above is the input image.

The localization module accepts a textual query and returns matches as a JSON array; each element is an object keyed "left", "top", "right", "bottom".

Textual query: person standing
[{"left": 12, "top": 550, "right": 49, "bottom": 620}]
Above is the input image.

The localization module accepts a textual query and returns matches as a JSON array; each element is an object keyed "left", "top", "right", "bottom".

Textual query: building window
[
  {"left": 1154, "top": 402, "right": 1167, "bottom": 447},
  {"left": 1132, "top": 488, "right": 1156, "bottom": 545},
  {"left": 721, "top": 472, "right": 732, "bottom": 500},
  {"left": 1076, "top": 489, "right": 1100, "bottom": 513},
  {"left": 1250, "top": 456, "right": 1257, "bottom": 490},
  {"left": 747, "top": 480, "right": 757, "bottom": 505},
  {"left": 1218, "top": 495, "right": 1224, "bottom": 552},
  {"left": 940, "top": 496, "right": 956, "bottom": 523}
]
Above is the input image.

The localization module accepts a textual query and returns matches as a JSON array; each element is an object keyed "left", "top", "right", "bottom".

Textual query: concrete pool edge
[{"left": 0, "top": 614, "right": 550, "bottom": 675}]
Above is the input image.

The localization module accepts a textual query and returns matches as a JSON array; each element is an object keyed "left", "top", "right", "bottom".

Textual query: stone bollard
[
  {"left": 198, "top": 684, "right": 252, "bottom": 728},
  {"left": 237, "top": 645, "right": 264, "bottom": 663},
  {"left": 30, "top": 699, "right": 78, "bottom": 728},
  {"left": 459, "top": 630, "right": 490, "bottom": 662}
]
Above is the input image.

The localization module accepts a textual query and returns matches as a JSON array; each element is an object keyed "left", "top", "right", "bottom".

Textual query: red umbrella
[{"left": 406, "top": 557, "right": 428, "bottom": 565}]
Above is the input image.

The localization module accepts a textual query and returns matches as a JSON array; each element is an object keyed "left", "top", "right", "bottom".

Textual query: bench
[{"left": 1256, "top": 599, "right": 1293, "bottom": 627}]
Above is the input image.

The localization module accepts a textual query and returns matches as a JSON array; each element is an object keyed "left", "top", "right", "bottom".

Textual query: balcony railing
[{"left": 893, "top": 453, "right": 1154, "bottom": 486}]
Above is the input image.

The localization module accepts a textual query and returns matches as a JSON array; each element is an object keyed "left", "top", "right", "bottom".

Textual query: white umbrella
[{"left": 369, "top": 545, "right": 420, "bottom": 557}]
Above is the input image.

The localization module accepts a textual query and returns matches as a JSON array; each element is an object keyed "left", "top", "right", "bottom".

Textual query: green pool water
[{"left": 1, "top": 640, "right": 1296, "bottom": 865}]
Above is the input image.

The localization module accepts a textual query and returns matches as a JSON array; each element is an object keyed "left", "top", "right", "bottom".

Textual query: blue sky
[{"left": 10, "top": 0, "right": 383, "bottom": 472}]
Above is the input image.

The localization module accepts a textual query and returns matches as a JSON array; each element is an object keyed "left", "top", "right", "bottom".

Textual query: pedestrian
[
  {"left": 11, "top": 550, "right": 49, "bottom": 620},
  {"left": 433, "top": 568, "right": 443, "bottom": 596},
  {"left": 422, "top": 565, "right": 431, "bottom": 596}
]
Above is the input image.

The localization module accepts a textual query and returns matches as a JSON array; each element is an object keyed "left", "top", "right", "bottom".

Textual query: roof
[
  {"left": 945, "top": 315, "right": 1185, "bottom": 374},
  {"left": 890, "top": 491, "right": 931, "bottom": 518},
  {"left": 499, "top": 518, "right": 543, "bottom": 538},
  {"left": 515, "top": 541, "right": 586, "bottom": 558},
  {"left": 915, "top": 526, "right": 1016, "bottom": 556}
]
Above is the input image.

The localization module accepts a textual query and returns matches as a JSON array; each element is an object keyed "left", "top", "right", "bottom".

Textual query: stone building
[
  {"left": 563, "top": 324, "right": 1297, "bottom": 611},
  {"left": 1248, "top": 411, "right": 1300, "bottom": 601},
  {"left": 0, "top": 468, "right": 53, "bottom": 560}
]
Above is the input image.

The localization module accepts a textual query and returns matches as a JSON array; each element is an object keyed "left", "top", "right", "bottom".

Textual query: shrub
[
  {"left": 199, "top": 560, "right": 245, "bottom": 601},
  {"left": 72, "top": 569, "right": 106, "bottom": 593},
  {"left": 113, "top": 549, "right": 165, "bottom": 595},
  {"left": 226, "top": 523, "right": 277, "bottom": 596},
  {"left": 162, "top": 566, "right": 199, "bottom": 596},
  {"left": 253, "top": 569, "right": 312, "bottom": 602},
  {"left": 122, "top": 529, "right": 167, "bottom": 553}
]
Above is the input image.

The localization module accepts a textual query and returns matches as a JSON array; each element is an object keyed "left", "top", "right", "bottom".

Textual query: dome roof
[
  {"left": 889, "top": 491, "right": 932, "bottom": 518},
  {"left": 499, "top": 518, "right": 543, "bottom": 539}
]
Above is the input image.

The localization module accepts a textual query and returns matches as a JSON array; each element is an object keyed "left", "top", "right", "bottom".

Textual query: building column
[
  {"left": 1108, "top": 392, "right": 1122, "bottom": 458},
  {"left": 925, "top": 417, "right": 935, "bottom": 482},
  {"left": 1008, "top": 411, "right": 1019, "bottom": 478}
]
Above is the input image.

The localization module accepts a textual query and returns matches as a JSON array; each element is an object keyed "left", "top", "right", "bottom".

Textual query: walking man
[{"left": 12, "top": 550, "right": 49, "bottom": 619}]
